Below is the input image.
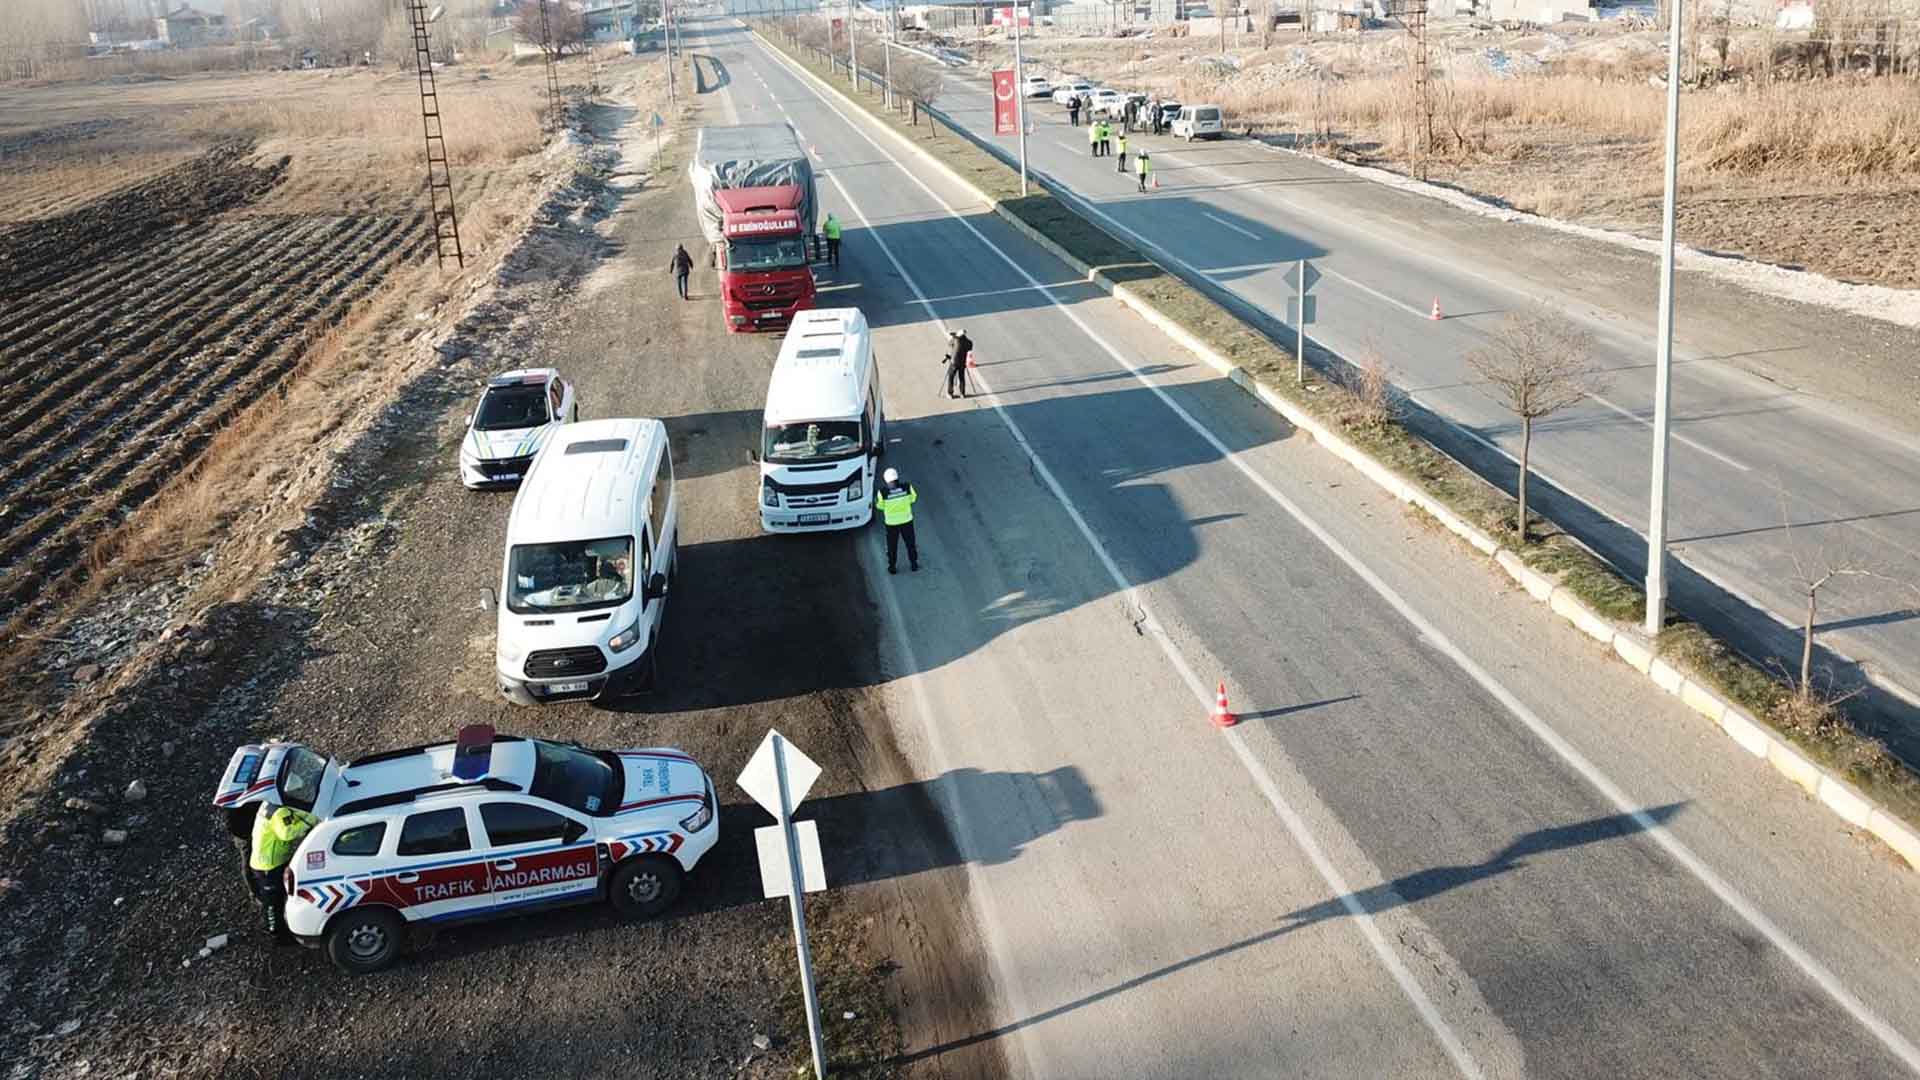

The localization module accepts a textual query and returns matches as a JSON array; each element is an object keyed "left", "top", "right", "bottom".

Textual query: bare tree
[
  {"left": 1464, "top": 313, "right": 1604, "bottom": 542},
  {"left": 1778, "top": 493, "right": 1919, "bottom": 701},
  {"left": 893, "top": 55, "right": 945, "bottom": 125},
  {"left": 512, "top": 0, "right": 585, "bottom": 59}
]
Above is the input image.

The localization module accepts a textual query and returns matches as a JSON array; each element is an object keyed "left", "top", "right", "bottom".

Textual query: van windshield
[
  {"left": 508, "top": 536, "right": 634, "bottom": 614},
  {"left": 727, "top": 235, "right": 808, "bottom": 271},
  {"left": 764, "top": 420, "right": 863, "bottom": 464}
]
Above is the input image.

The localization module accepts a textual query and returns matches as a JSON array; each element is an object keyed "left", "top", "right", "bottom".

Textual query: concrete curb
[{"left": 754, "top": 28, "right": 1920, "bottom": 872}]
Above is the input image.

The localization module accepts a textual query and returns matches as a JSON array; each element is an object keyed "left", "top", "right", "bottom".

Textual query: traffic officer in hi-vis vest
[{"left": 874, "top": 468, "right": 919, "bottom": 575}]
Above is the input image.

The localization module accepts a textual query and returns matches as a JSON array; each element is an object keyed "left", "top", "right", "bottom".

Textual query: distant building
[
  {"left": 584, "top": 1, "right": 642, "bottom": 40},
  {"left": 153, "top": 5, "right": 229, "bottom": 47}
]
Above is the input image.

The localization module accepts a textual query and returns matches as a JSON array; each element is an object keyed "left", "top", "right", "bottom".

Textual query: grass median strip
[{"left": 754, "top": 23, "right": 1920, "bottom": 847}]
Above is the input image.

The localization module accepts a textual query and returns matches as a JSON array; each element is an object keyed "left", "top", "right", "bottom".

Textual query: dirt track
[
  {"left": 0, "top": 139, "right": 426, "bottom": 635},
  {"left": 0, "top": 97, "right": 999, "bottom": 1080}
]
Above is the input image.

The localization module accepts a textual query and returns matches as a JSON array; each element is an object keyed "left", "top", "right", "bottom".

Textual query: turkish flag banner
[{"left": 992, "top": 69, "right": 1016, "bottom": 135}]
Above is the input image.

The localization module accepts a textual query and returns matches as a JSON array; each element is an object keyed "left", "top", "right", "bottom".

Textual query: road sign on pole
[
  {"left": 1286, "top": 257, "right": 1320, "bottom": 383},
  {"left": 739, "top": 730, "right": 828, "bottom": 1079}
]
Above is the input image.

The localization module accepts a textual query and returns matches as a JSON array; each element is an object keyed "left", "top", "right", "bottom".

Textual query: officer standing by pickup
[
  {"left": 875, "top": 468, "right": 919, "bottom": 574},
  {"left": 248, "top": 802, "right": 318, "bottom": 943}
]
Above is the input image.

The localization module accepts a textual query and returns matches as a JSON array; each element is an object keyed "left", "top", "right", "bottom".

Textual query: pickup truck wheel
[
  {"left": 609, "top": 855, "right": 682, "bottom": 919},
  {"left": 325, "top": 908, "right": 404, "bottom": 975}
]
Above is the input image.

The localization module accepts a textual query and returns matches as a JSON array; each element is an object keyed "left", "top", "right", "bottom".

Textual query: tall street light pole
[
  {"left": 1643, "top": 0, "right": 1685, "bottom": 637},
  {"left": 1013, "top": 1, "right": 1029, "bottom": 196}
]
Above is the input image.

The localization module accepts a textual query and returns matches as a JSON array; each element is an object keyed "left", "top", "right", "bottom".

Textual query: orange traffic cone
[
  {"left": 1152, "top": 175, "right": 1160, "bottom": 190},
  {"left": 1211, "top": 682, "right": 1237, "bottom": 728},
  {"left": 1430, "top": 298, "right": 1443, "bottom": 321}
]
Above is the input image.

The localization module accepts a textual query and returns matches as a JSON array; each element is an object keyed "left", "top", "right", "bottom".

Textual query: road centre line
[
  {"left": 1201, "top": 211, "right": 1261, "bottom": 240},
  {"left": 1586, "top": 392, "right": 1753, "bottom": 472},
  {"left": 754, "top": 31, "right": 1920, "bottom": 1074},
  {"left": 765, "top": 39, "right": 1485, "bottom": 1079}
]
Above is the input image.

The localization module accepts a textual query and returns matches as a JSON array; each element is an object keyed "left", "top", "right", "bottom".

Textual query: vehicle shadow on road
[
  {"left": 891, "top": 802, "right": 1683, "bottom": 1065},
  {"left": 398, "top": 766, "right": 1100, "bottom": 970}
]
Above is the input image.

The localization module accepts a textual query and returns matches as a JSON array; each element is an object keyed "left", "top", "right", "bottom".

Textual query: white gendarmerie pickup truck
[{"left": 211, "top": 725, "right": 718, "bottom": 973}]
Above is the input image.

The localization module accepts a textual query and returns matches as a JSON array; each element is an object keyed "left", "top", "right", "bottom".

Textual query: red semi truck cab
[{"left": 714, "top": 186, "right": 815, "bottom": 333}]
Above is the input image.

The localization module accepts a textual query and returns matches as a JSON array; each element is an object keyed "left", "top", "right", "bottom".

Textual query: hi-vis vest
[
  {"left": 1137, "top": 154, "right": 1151, "bottom": 176},
  {"left": 875, "top": 483, "right": 917, "bottom": 526},
  {"left": 1088, "top": 123, "right": 1100, "bottom": 144},
  {"left": 823, "top": 216, "right": 842, "bottom": 240},
  {"left": 249, "top": 804, "right": 319, "bottom": 872}
]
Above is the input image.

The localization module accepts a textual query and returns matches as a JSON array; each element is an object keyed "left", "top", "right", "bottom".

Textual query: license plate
[
  {"left": 798, "top": 512, "right": 829, "bottom": 525},
  {"left": 548, "top": 681, "right": 589, "bottom": 694},
  {"left": 493, "top": 473, "right": 520, "bottom": 482}
]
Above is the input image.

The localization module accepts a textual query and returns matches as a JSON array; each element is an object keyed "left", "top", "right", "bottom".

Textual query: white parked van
[
  {"left": 1171, "top": 104, "right": 1225, "bottom": 141},
  {"left": 494, "top": 418, "right": 677, "bottom": 706},
  {"left": 757, "top": 308, "right": 882, "bottom": 533}
]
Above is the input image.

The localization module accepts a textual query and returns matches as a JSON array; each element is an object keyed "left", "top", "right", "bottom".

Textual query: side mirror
[
  {"left": 466, "top": 412, "right": 475, "bottom": 428},
  {"left": 478, "top": 586, "right": 496, "bottom": 612},
  {"left": 747, "top": 448, "right": 759, "bottom": 464},
  {"left": 644, "top": 572, "right": 668, "bottom": 600},
  {"left": 563, "top": 819, "right": 588, "bottom": 844}
]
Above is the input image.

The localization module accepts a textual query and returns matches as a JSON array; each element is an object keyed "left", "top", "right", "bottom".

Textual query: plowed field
[{"left": 0, "top": 140, "right": 427, "bottom": 631}]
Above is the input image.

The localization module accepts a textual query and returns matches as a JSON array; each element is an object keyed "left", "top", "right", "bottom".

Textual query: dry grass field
[
  {"left": 993, "top": 20, "right": 1920, "bottom": 286},
  {"left": 0, "top": 59, "right": 563, "bottom": 654}
]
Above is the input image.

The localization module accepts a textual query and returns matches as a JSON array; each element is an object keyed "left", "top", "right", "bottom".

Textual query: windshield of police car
[
  {"left": 528, "top": 739, "right": 620, "bottom": 815},
  {"left": 508, "top": 536, "right": 633, "bottom": 614},
  {"left": 475, "top": 383, "right": 550, "bottom": 431},
  {"left": 726, "top": 235, "right": 808, "bottom": 272},
  {"left": 763, "top": 420, "right": 863, "bottom": 464}
]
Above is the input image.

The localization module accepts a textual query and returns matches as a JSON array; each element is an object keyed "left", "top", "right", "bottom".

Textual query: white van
[
  {"left": 757, "top": 307, "right": 882, "bottom": 533},
  {"left": 1171, "top": 103, "right": 1225, "bottom": 141},
  {"left": 494, "top": 418, "right": 677, "bottom": 705}
]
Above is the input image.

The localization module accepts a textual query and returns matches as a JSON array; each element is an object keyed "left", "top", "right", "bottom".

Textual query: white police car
[
  {"left": 211, "top": 724, "right": 718, "bottom": 974},
  {"left": 458, "top": 368, "right": 579, "bottom": 489}
]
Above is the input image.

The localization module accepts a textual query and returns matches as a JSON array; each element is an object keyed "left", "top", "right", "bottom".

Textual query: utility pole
[
  {"left": 1644, "top": 0, "right": 1685, "bottom": 637},
  {"left": 664, "top": 0, "right": 677, "bottom": 105},
  {"left": 848, "top": 0, "right": 858, "bottom": 89},
  {"left": 1013, "top": 1, "right": 1029, "bottom": 196},
  {"left": 882, "top": 4, "right": 895, "bottom": 109}
]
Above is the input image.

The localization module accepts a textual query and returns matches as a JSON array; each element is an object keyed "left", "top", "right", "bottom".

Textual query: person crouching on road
[
  {"left": 670, "top": 243, "right": 693, "bottom": 300},
  {"left": 875, "top": 468, "right": 919, "bottom": 574},
  {"left": 249, "top": 801, "right": 318, "bottom": 944},
  {"left": 944, "top": 328, "right": 973, "bottom": 399},
  {"left": 1115, "top": 130, "right": 1128, "bottom": 174},
  {"left": 1137, "top": 150, "right": 1153, "bottom": 193}
]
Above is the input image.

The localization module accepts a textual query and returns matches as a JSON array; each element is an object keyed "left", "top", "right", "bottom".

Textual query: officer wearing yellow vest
[
  {"left": 823, "top": 212, "right": 842, "bottom": 267},
  {"left": 874, "top": 467, "right": 919, "bottom": 575},
  {"left": 1115, "top": 130, "right": 1128, "bottom": 174},
  {"left": 1087, "top": 118, "right": 1101, "bottom": 157},
  {"left": 249, "top": 802, "right": 318, "bottom": 942}
]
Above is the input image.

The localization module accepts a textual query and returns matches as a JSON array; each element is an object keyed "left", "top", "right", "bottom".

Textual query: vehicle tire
[
  {"left": 608, "top": 855, "right": 682, "bottom": 919},
  {"left": 324, "top": 908, "right": 405, "bottom": 975}
]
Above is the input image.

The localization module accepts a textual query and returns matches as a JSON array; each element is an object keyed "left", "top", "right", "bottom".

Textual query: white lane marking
[
  {"left": 768, "top": 41, "right": 1486, "bottom": 1080},
  {"left": 1201, "top": 210, "right": 1261, "bottom": 240},
  {"left": 1586, "top": 392, "right": 1752, "bottom": 472},
  {"left": 760, "top": 32, "right": 1920, "bottom": 1076}
]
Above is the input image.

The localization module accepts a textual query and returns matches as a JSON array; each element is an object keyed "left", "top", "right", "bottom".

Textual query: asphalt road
[
  {"left": 921, "top": 64, "right": 1920, "bottom": 753},
  {"left": 695, "top": 18, "right": 1920, "bottom": 1078}
]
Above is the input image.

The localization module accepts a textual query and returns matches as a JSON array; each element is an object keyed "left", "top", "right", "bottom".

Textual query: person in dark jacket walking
[
  {"left": 1067, "top": 96, "right": 1081, "bottom": 126},
  {"left": 670, "top": 244, "right": 693, "bottom": 300},
  {"left": 875, "top": 468, "right": 919, "bottom": 574},
  {"left": 944, "top": 328, "right": 973, "bottom": 398}
]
